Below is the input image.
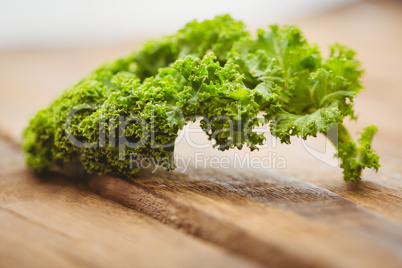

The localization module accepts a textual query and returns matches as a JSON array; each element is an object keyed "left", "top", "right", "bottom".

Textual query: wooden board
[
  {"left": 0, "top": 137, "right": 253, "bottom": 268},
  {"left": 1, "top": 1, "right": 402, "bottom": 267}
]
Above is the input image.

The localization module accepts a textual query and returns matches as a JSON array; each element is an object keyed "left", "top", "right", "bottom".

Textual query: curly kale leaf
[
  {"left": 228, "top": 23, "right": 378, "bottom": 181},
  {"left": 334, "top": 125, "right": 380, "bottom": 183},
  {"left": 133, "top": 14, "right": 249, "bottom": 80},
  {"left": 23, "top": 15, "right": 380, "bottom": 182},
  {"left": 173, "top": 54, "right": 278, "bottom": 151}
]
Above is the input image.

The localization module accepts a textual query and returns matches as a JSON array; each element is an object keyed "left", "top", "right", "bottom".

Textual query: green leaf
[
  {"left": 22, "top": 15, "right": 379, "bottom": 182},
  {"left": 336, "top": 125, "right": 380, "bottom": 183}
]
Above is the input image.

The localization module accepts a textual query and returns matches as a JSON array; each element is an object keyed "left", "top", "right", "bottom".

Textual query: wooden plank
[
  {"left": 1, "top": 137, "right": 401, "bottom": 267},
  {"left": 90, "top": 168, "right": 402, "bottom": 268},
  {"left": 0, "top": 139, "right": 254, "bottom": 268}
]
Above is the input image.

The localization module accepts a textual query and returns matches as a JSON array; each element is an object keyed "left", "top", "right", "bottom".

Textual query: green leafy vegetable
[{"left": 23, "top": 14, "right": 380, "bottom": 182}]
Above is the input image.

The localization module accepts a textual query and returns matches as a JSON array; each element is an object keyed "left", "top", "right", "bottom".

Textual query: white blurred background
[{"left": 0, "top": 0, "right": 354, "bottom": 49}]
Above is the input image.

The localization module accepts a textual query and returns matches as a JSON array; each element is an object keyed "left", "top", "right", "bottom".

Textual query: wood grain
[
  {"left": 90, "top": 169, "right": 402, "bottom": 267},
  {"left": 0, "top": 138, "right": 254, "bottom": 268},
  {"left": 1, "top": 0, "right": 402, "bottom": 267}
]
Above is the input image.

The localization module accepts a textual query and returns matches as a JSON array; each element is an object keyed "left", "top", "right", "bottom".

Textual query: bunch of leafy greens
[{"left": 23, "top": 15, "right": 380, "bottom": 182}]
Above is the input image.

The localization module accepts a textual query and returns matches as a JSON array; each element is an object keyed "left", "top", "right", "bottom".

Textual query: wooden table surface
[{"left": 1, "top": 1, "right": 402, "bottom": 267}]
